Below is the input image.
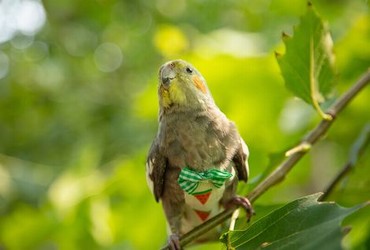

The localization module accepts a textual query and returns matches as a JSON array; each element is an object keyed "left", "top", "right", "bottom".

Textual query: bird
[{"left": 146, "top": 59, "right": 253, "bottom": 249}]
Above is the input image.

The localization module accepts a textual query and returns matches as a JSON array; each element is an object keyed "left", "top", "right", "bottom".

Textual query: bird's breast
[{"left": 180, "top": 167, "right": 236, "bottom": 233}]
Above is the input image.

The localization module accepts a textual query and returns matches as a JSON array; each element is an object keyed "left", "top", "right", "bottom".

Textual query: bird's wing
[
  {"left": 146, "top": 139, "right": 167, "bottom": 202},
  {"left": 232, "top": 137, "right": 249, "bottom": 182}
]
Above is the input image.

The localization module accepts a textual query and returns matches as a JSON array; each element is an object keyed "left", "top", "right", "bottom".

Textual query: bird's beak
[{"left": 160, "top": 62, "right": 176, "bottom": 88}]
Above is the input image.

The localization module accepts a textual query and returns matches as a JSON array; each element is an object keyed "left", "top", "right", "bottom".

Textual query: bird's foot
[
  {"left": 226, "top": 196, "right": 255, "bottom": 222},
  {"left": 168, "top": 234, "right": 181, "bottom": 250}
]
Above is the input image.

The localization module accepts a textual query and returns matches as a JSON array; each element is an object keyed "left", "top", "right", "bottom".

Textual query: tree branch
[
  {"left": 162, "top": 68, "right": 370, "bottom": 249},
  {"left": 320, "top": 123, "right": 370, "bottom": 201}
]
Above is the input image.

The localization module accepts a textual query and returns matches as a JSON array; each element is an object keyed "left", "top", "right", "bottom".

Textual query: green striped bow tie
[{"left": 178, "top": 167, "right": 233, "bottom": 195}]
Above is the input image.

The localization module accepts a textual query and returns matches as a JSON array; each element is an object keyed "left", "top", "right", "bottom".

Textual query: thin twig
[
  {"left": 163, "top": 69, "right": 370, "bottom": 249},
  {"left": 320, "top": 123, "right": 370, "bottom": 201}
]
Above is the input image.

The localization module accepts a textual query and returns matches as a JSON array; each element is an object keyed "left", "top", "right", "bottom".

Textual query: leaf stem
[
  {"left": 162, "top": 68, "right": 370, "bottom": 249},
  {"left": 309, "top": 37, "right": 333, "bottom": 121}
]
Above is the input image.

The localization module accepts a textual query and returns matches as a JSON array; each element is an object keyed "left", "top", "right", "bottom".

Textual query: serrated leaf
[
  {"left": 221, "top": 193, "right": 368, "bottom": 250},
  {"left": 277, "top": 3, "right": 335, "bottom": 119}
]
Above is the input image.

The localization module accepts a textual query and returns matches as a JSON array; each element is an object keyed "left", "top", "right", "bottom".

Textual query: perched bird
[{"left": 146, "top": 59, "right": 253, "bottom": 249}]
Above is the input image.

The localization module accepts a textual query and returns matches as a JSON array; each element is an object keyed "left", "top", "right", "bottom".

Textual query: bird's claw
[
  {"left": 168, "top": 234, "right": 181, "bottom": 250},
  {"left": 227, "top": 196, "right": 255, "bottom": 222}
]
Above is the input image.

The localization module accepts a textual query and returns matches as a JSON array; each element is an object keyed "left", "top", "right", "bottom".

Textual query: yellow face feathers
[
  {"left": 158, "top": 59, "right": 211, "bottom": 109},
  {"left": 159, "top": 78, "right": 187, "bottom": 108}
]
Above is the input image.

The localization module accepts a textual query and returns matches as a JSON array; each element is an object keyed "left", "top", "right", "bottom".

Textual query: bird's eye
[{"left": 186, "top": 67, "right": 193, "bottom": 74}]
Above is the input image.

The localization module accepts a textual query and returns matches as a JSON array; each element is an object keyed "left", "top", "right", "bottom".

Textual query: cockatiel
[{"left": 146, "top": 59, "right": 253, "bottom": 249}]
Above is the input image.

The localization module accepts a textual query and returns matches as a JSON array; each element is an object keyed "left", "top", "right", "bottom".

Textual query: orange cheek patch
[{"left": 192, "top": 76, "right": 207, "bottom": 94}]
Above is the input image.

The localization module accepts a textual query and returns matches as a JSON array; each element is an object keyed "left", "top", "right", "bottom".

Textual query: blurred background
[{"left": 0, "top": 0, "right": 369, "bottom": 249}]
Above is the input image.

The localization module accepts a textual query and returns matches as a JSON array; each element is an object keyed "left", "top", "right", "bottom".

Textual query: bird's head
[{"left": 158, "top": 59, "right": 213, "bottom": 110}]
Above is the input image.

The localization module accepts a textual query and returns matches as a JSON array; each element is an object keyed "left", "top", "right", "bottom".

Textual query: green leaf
[
  {"left": 277, "top": 3, "right": 336, "bottom": 119},
  {"left": 221, "top": 193, "right": 368, "bottom": 250}
]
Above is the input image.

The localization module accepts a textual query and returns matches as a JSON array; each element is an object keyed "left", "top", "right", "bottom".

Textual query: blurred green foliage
[{"left": 0, "top": 0, "right": 369, "bottom": 249}]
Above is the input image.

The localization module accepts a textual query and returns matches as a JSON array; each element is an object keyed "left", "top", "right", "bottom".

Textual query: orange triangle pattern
[
  {"left": 193, "top": 191, "right": 211, "bottom": 205},
  {"left": 194, "top": 209, "right": 211, "bottom": 221}
]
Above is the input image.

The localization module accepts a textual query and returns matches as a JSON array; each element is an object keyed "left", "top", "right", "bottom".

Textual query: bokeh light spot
[
  {"left": 94, "top": 43, "right": 123, "bottom": 73},
  {"left": 16, "top": 0, "right": 46, "bottom": 35},
  {"left": 153, "top": 25, "right": 188, "bottom": 57},
  {"left": 62, "top": 25, "right": 98, "bottom": 57},
  {"left": 279, "top": 99, "right": 313, "bottom": 134},
  {"left": 10, "top": 34, "right": 34, "bottom": 50},
  {"left": 0, "top": 0, "right": 46, "bottom": 44}
]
